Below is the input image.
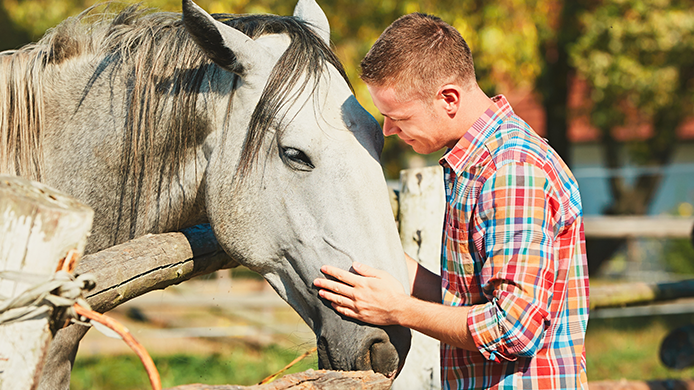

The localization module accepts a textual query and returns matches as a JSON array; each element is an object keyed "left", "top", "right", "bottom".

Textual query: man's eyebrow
[{"left": 382, "top": 113, "right": 404, "bottom": 121}]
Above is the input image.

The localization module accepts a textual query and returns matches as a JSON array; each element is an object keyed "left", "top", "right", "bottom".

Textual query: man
[{"left": 313, "top": 12, "right": 589, "bottom": 390}]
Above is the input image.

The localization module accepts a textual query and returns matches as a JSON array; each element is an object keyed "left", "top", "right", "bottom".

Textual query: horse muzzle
[{"left": 316, "top": 321, "right": 411, "bottom": 378}]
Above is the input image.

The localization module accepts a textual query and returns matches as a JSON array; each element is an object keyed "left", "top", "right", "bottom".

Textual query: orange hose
[{"left": 73, "top": 303, "right": 161, "bottom": 390}]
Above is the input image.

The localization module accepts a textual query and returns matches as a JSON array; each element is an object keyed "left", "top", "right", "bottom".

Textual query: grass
[
  {"left": 71, "top": 344, "right": 318, "bottom": 390},
  {"left": 585, "top": 313, "right": 694, "bottom": 381},
  {"left": 71, "top": 311, "right": 694, "bottom": 388}
]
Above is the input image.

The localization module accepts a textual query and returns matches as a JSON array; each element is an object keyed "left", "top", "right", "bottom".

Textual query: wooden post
[
  {"left": 38, "top": 224, "right": 238, "bottom": 390},
  {"left": 0, "top": 176, "right": 93, "bottom": 390},
  {"left": 392, "top": 166, "right": 444, "bottom": 390}
]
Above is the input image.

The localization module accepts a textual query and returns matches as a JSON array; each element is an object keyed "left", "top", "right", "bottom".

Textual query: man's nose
[{"left": 382, "top": 116, "right": 399, "bottom": 136}]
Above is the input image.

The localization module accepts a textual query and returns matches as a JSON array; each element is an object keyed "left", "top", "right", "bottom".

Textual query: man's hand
[{"left": 313, "top": 262, "right": 409, "bottom": 326}]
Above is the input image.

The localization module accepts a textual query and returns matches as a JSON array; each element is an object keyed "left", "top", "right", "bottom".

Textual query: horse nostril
[{"left": 368, "top": 339, "right": 400, "bottom": 377}]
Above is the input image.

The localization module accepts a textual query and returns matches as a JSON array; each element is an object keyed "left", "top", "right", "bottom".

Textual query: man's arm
[
  {"left": 313, "top": 262, "right": 477, "bottom": 351},
  {"left": 405, "top": 253, "right": 441, "bottom": 303}
]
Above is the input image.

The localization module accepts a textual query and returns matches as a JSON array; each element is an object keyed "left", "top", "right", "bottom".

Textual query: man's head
[{"left": 360, "top": 13, "right": 475, "bottom": 102}]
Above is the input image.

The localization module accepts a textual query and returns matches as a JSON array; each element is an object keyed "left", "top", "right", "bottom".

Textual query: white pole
[
  {"left": 0, "top": 176, "right": 93, "bottom": 390},
  {"left": 392, "top": 166, "right": 444, "bottom": 390}
]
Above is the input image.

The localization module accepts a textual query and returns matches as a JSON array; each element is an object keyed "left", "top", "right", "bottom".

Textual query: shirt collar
[{"left": 440, "top": 94, "right": 513, "bottom": 175}]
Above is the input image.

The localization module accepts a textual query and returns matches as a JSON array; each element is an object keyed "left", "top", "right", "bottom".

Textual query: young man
[{"left": 313, "top": 12, "right": 589, "bottom": 390}]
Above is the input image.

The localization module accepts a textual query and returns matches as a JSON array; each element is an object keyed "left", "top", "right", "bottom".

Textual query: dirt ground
[{"left": 77, "top": 272, "right": 316, "bottom": 357}]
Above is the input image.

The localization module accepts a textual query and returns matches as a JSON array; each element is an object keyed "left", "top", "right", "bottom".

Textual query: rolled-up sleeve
[{"left": 467, "top": 162, "right": 558, "bottom": 363}]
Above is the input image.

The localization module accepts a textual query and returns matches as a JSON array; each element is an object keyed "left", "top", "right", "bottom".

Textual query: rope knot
[{"left": 0, "top": 270, "right": 96, "bottom": 326}]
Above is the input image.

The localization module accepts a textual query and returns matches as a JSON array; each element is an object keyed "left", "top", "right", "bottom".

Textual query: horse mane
[
  {"left": 1, "top": 3, "right": 351, "bottom": 179},
  {"left": 0, "top": 3, "right": 350, "bottom": 238},
  {"left": 0, "top": 47, "right": 45, "bottom": 179}
]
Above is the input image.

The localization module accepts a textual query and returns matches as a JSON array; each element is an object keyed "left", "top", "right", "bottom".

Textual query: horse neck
[
  {"left": 103, "top": 63, "right": 235, "bottom": 247},
  {"left": 37, "top": 54, "right": 235, "bottom": 251}
]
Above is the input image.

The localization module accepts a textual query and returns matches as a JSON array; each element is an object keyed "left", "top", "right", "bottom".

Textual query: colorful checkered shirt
[{"left": 439, "top": 95, "right": 589, "bottom": 389}]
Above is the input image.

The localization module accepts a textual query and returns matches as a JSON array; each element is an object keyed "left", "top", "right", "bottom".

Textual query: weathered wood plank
[
  {"left": 38, "top": 225, "right": 238, "bottom": 390},
  {"left": 583, "top": 216, "right": 694, "bottom": 238},
  {"left": 164, "top": 370, "right": 392, "bottom": 390},
  {"left": 591, "top": 279, "right": 694, "bottom": 309},
  {"left": 78, "top": 224, "right": 238, "bottom": 314},
  {"left": 0, "top": 176, "right": 93, "bottom": 390}
]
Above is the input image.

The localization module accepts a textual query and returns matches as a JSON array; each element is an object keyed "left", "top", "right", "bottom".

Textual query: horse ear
[
  {"left": 182, "top": 0, "right": 270, "bottom": 76},
  {"left": 293, "top": 0, "right": 331, "bottom": 46}
]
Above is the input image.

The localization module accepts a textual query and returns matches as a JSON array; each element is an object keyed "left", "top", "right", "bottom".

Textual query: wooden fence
[{"left": 2, "top": 168, "right": 694, "bottom": 390}]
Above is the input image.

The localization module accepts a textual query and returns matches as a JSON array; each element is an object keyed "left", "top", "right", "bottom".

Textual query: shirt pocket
[{"left": 442, "top": 221, "right": 477, "bottom": 306}]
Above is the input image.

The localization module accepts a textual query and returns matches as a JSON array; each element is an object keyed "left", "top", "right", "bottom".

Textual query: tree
[
  {"left": 568, "top": 0, "right": 694, "bottom": 273},
  {"left": 0, "top": 1, "right": 30, "bottom": 51},
  {"left": 571, "top": 0, "right": 694, "bottom": 215}
]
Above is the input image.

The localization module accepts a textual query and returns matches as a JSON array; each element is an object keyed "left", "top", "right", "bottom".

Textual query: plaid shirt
[{"left": 439, "top": 95, "right": 589, "bottom": 389}]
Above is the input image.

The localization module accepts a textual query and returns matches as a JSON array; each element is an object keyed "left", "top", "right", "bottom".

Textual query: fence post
[
  {"left": 392, "top": 166, "right": 444, "bottom": 390},
  {"left": 0, "top": 176, "right": 93, "bottom": 390}
]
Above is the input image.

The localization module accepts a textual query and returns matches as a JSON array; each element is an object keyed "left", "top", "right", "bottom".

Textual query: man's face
[{"left": 367, "top": 84, "right": 452, "bottom": 154}]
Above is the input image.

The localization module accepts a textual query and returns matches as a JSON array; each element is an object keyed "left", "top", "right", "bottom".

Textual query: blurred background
[{"left": 2, "top": 0, "right": 694, "bottom": 388}]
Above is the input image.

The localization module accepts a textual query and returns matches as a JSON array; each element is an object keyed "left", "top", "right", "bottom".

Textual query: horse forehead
[{"left": 289, "top": 66, "right": 354, "bottom": 125}]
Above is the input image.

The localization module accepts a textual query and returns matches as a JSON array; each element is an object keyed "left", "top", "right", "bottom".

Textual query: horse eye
[{"left": 282, "top": 147, "right": 314, "bottom": 170}]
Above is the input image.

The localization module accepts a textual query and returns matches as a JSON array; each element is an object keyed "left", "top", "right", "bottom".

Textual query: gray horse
[{"left": 0, "top": 0, "right": 411, "bottom": 387}]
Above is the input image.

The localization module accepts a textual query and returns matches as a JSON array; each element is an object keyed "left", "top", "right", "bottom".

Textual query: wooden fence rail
[{"left": 583, "top": 216, "right": 694, "bottom": 239}]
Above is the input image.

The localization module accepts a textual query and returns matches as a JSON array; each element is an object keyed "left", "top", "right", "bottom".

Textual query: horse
[{"left": 0, "top": 0, "right": 411, "bottom": 388}]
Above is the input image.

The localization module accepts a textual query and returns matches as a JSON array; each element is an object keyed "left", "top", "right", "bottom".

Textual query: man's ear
[{"left": 437, "top": 84, "right": 462, "bottom": 117}]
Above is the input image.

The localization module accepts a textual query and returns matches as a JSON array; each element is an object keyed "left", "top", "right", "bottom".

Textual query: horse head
[{"left": 183, "top": 0, "right": 411, "bottom": 377}]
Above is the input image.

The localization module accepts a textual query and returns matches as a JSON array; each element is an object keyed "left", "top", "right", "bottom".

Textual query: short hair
[{"left": 360, "top": 13, "right": 476, "bottom": 101}]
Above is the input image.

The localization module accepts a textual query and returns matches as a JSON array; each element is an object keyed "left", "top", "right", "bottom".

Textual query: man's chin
[{"left": 411, "top": 143, "right": 435, "bottom": 155}]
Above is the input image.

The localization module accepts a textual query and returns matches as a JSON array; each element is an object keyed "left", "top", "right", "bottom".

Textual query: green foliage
[
  {"left": 71, "top": 345, "right": 318, "bottom": 390},
  {"left": 570, "top": 0, "right": 694, "bottom": 161},
  {"left": 663, "top": 238, "right": 694, "bottom": 275}
]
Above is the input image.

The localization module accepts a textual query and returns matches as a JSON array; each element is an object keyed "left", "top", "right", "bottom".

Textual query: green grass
[
  {"left": 586, "top": 313, "right": 694, "bottom": 381},
  {"left": 71, "top": 344, "right": 318, "bottom": 390},
  {"left": 72, "top": 313, "right": 694, "bottom": 388}
]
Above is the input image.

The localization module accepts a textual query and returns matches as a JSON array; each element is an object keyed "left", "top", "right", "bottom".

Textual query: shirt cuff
[
  {"left": 467, "top": 300, "right": 518, "bottom": 363},
  {"left": 468, "top": 291, "right": 549, "bottom": 362}
]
